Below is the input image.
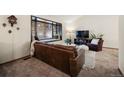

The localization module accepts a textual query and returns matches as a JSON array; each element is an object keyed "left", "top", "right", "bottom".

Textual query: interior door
[{"left": 0, "top": 28, "right": 13, "bottom": 64}]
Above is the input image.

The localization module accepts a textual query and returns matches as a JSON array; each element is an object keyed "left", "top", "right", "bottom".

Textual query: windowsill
[{"left": 40, "top": 39, "right": 62, "bottom": 43}]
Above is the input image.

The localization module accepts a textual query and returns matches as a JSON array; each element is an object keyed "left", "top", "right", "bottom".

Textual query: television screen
[{"left": 76, "top": 30, "right": 89, "bottom": 38}]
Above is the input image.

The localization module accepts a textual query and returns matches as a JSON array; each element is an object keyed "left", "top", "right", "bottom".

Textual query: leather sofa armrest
[{"left": 69, "top": 49, "right": 85, "bottom": 76}]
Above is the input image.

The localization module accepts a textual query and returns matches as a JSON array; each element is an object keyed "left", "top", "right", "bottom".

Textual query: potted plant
[
  {"left": 97, "top": 33, "right": 104, "bottom": 39},
  {"left": 64, "top": 38, "right": 72, "bottom": 45},
  {"left": 90, "top": 33, "right": 97, "bottom": 39},
  {"left": 90, "top": 33, "right": 104, "bottom": 39}
]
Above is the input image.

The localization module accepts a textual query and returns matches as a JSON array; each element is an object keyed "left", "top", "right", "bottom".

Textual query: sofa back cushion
[{"left": 51, "top": 44, "right": 78, "bottom": 57}]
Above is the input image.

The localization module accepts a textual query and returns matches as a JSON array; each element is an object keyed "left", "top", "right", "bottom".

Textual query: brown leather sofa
[
  {"left": 34, "top": 42, "right": 85, "bottom": 76},
  {"left": 87, "top": 39, "right": 104, "bottom": 52}
]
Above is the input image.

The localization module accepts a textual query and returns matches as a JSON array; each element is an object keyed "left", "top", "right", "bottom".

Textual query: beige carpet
[
  {"left": 78, "top": 48, "right": 121, "bottom": 77},
  {"left": 0, "top": 48, "right": 122, "bottom": 77}
]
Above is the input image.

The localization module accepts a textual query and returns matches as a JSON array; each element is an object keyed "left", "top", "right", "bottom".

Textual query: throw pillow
[{"left": 91, "top": 39, "right": 99, "bottom": 45}]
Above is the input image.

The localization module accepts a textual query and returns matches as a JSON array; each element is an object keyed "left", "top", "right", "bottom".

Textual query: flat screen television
[{"left": 76, "top": 30, "right": 89, "bottom": 38}]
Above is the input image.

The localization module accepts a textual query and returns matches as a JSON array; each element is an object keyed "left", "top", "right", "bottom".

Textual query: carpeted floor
[
  {"left": 78, "top": 48, "right": 121, "bottom": 77},
  {"left": 0, "top": 48, "right": 122, "bottom": 77}
]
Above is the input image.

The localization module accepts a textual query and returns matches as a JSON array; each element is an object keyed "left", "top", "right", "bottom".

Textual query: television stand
[{"left": 74, "top": 38, "right": 92, "bottom": 45}]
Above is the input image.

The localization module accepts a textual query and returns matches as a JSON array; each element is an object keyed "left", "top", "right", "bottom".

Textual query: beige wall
[
  {"left": 0, "top": 15, "right": 31, "bottom": 63},
  {"left": 73, "top": 15, "right": 119, "bottom": 48},
  {"left": 119, "top": 16, "right": 124, "bottom": 75}
]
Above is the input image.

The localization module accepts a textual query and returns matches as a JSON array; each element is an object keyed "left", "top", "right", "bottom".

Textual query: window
[{"left": 31, "top": 16, "right": 62, "bottom": 41}]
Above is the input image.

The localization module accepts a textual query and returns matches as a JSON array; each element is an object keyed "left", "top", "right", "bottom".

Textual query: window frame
[{"left": 31, "top": 15, "right": 62, "bottom": 42}]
